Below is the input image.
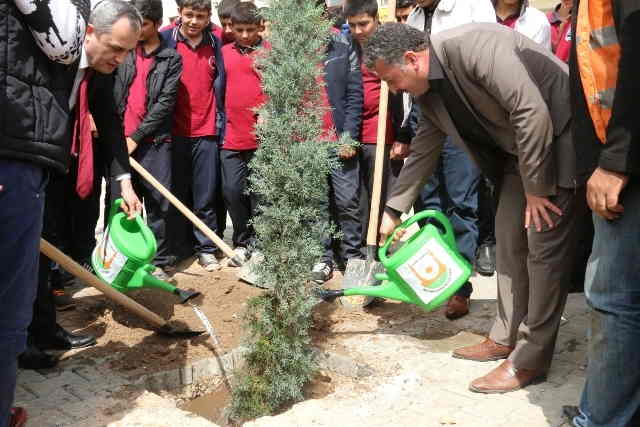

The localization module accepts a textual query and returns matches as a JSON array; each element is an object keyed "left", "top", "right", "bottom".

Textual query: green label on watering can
[
  {"left": 395, "top": 237, "right": 465, "bottom": 305},
  {"left": 92, "top": 225, "right": 129, "bottom": 284}
]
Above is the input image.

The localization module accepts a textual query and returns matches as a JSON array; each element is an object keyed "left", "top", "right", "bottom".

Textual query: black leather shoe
[
  {"left": 475, "top": 243, "right": 496, "bottom": 276},
  {"left": 35, "top": 325, "right": 97, "bottom": 350},
  {"left": 18, "top": 345, "right": 59, "bottom": 370}
]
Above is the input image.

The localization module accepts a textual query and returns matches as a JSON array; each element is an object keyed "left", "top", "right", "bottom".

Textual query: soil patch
[{"left": 57, "top": 257, "right": 262, "bottom": 376}]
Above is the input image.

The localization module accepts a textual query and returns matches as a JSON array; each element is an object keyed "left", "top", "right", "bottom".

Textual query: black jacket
[
  {"left": 89, "top": 72, "right": 132, "bottom": 178},
  {"left": 324, "top": 31, "right": 363, "bottom": 140},
  {"left": 570, "top": 0, "right": 640, "bottom": 178},
  {"left": 0, "top": 1, "right": 87, "bottom": 173},
  {"left": 113, "top": 40, "right": 183, "bottom": 144}
]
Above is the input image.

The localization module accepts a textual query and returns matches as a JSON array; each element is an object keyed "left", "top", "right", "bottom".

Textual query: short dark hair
[
  {"left": 396, "top": 0, "right": 416, "bottom": 9},
  {"left": 218, "top": 0, "right": 240, "bottom": 19},
  {"left": 132, "top": 0, "right": 163, "bottom": 23},
  {"left": 179, "top": 0, "right": 212, "bottom": 12},
  {"left": 90, "top": 0, "right": 143, "bottom": 35},
  {"left": 364, "top": 22, "right": 429, "bottom": 68},
  {"left": 343, "top": 0, "right": 378, "bottom": 19},
  {"left": 231, "top": 2, "right": 261, "bottom": 25}
]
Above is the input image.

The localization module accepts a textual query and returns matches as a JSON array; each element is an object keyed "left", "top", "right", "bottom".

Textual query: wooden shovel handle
[
  {"left": 40, "top": 238, "right": 167, "bottom": 329},
  {"left": 366, "top": 0, "right": 398, "bottom": 247},
  {"left": 129, "top": 157, "right": 236, "bottom": 259}
]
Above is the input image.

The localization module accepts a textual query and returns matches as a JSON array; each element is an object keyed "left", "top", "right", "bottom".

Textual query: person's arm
[
  {"left": 342, "top": 37, "right": 364, "bottom": 141},
  {"left": 386, "top": 101, "right": 445, "bottom": 214},
  {"left": 13, "top": 0, "right": 90, "bottom": 64},
  {"left": 526, "top": 10, "right": 552, "bottom": 50},
  {"left": 129, "top": 54, "right": 183, "bottom": 145}
]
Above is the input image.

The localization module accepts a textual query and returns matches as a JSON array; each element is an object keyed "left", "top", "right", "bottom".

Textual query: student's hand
[
  {"left": 587, "top": 167, "right": 628, "bottom": 220},
  {"left": 378, "top": 210, "right": 403, "bottom": 246},
  {"left": 390, "top": 141, "right": 410, "bottom": 160},
  {"left": 126, "top": 137, "right": 138, "bottom": 154},
  {"left": 337, "top": 144, "right": 357, "bottom": 159},
  {"left": 524, "top": 193, "right": 563, "bottom": 232},
  {"left": 120, "top": 179, "right": 142, "bottom": 219}
]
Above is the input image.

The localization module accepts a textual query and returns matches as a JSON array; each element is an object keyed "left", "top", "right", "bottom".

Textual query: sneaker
[
  {"left": 198, "top": 253, "right": 221, "bottom": 272},
  {"left": 312, "top": 262, "right": 333, "bottom": 284},
  {"left": 51, "top": 265, "right": 75, "bottom": 288},
  {"left": 10, "top": 407, "right": 27, "bottom": 427},
  {"left": 52, "top": 288, "right": 75, "bottom": 311},
  {"left": 228, "top": 247, "right": 249, "bottom": 267}
]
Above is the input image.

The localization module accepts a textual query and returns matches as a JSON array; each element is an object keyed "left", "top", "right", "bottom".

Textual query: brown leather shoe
[
  {"left": 445, "top": 295, "right": 470, "bottom": 320},
  {"left": 452, "top": 338, "right": 513, "bottom": 361},
  {"left": 469, "top": 360, "right": 546, "bottom": 394}
]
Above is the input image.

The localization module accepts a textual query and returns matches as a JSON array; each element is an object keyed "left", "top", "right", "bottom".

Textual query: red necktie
[{"left": 71, "top": 69, "right": 94, "bottom": 199}]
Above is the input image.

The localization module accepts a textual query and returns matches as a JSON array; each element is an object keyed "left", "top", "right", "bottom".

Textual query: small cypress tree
[{"left": 230, "top": 0, "right": 346, "bottom": 420}]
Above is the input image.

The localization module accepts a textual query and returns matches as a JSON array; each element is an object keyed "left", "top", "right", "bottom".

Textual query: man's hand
[
  {"left": 126, "top": 137, "right": 138, "bottom": 154},
  {"left": 587, "top": 167, "right": 628, "bottom": 220},
  {"left": 378, "top": 210, "right": 403, "bottom": 246},
  {"left": 337, "top": 144, "right": 357, "bottom": 159},
  {"left": 89, "top": 114, "right": 99, "bottom": 138},
  {"left": 390, "top": 141, "right": 410, "bottom": 160},
  {"left": 524, "top": 193, "right": 563, "bottom": 232},
  {"left": 119, "top": 179, "right": 142, "bottom": 219}
]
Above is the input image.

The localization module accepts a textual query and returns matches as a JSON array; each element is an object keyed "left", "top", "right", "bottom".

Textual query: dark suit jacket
[
  {"left": 388, "top": 23, "right": 574, "bottom": 213},
  {"left": 87, "top": 72, "right": 130, "bottom": 178}
]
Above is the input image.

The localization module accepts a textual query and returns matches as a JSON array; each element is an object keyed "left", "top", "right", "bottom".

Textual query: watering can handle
[
  {"left": 109, "top": 198, "right": 158, "bottom": 254},
  {"left": 378, "top": 210, "right": 456, "bottom": 263}
]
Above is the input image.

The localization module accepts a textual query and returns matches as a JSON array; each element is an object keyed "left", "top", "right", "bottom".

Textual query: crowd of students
[{"left": 3, "top": 0, "right": 639, "bottom": 426}]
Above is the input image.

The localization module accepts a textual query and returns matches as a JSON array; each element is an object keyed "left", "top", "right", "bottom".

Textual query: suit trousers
[
  {"left": 221, "top": 149, "right": 256, "bottom": 249},
  {"left": 489, "top": 167, "right": 585, "bottom": 371},
  {"left": 358, "top": 144, "right": 403, "bottom": 247}
]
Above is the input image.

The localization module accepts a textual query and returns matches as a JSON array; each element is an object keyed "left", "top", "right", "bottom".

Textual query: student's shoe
[
  {"left": 312, "top": 262, "right": 333, "bottom": 284},
  {"left": 35, "top": 325, "right": 97, "bottom": 350},
  {"left": 198, "top": 253, "right": 221, "bottom": 272},
  {"left": 475, "top": 243, "right": 496, "bottom": 276},
  {"left": 18, "top": 344, "right": 59, "bottom": 370},
  {"left": 9, "top": 407, "right": 27, "bottom": 427},
  {"left": 52, "top": 288, "right": 76, "bottom": 311},
  {"left": 228, "top": 247, "right": 249, "bottom": 267}
]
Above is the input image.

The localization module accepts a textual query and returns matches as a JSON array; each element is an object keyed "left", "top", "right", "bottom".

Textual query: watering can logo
[{"left": 407, "top": 248, "right": 449, "bottom": 292}]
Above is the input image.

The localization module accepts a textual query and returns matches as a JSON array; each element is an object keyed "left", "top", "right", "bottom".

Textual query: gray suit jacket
[{"left": 388, "top": 23, "right": 575, "bottom": 213}]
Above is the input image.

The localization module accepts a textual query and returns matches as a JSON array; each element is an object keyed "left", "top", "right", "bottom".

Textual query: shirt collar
[
  {"left": 428, "top": 48, "right": 445, "bottom": 81},
  {"left": 233, "top": 37, "right": 264, "bottom": 54},
  {"left": 176, "top": 25, "right": 209, "bottom": 49},
  {"left": 79, "top": 46, "right": 90, "bottom": 71}
]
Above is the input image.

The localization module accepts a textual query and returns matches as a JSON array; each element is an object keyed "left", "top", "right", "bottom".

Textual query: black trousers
[
  {"left": 110, "top": 142, "right": 172, "bottom": 267},
  {"left": 171, "top": 136, "right": 223, "bottom": 256},
  {"left": 358, "top": 144, "right": 403, "bottom": 247},
  {"left": 221, "top": 149, "right": 256, "bottom": 248}
]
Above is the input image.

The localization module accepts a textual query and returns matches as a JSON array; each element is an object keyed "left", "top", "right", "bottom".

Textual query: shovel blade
[
  {"left": 157, "top": 324, "right": 205, "bottom": 337},
  {"left": 341, "top": 258, "right": 385, "bottom": 308},
  {"left": 237, "top": 252, "right": 271, "bottom": 289}
]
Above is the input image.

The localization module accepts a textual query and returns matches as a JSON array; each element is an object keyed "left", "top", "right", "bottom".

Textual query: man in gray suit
[{"left": 364, "top": 22, "right": 586, "bottom": 393}]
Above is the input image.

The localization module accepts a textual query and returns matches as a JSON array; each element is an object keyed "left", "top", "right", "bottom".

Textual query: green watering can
[
  {"left": 91, "top": 199, "right": 200, "bottom": 304},
  {"left": 319, "top": 210, "right": 472, "bottom": 311}
]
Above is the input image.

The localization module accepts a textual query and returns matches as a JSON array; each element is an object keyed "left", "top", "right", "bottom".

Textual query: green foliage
[{"left": 230, "top": 0, "right": 336, "bottom": 420}]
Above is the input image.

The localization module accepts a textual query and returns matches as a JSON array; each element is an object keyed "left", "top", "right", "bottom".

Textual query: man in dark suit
[
  {"left": 21, "top": 0, "right": 144, "bottom": 369},
  {"left": 365, "top": 22, "right": 586, "bottom": 393}
]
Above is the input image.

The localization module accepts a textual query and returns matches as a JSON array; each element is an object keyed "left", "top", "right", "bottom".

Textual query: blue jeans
[
  {"left": 0, "top": 160, "right": 46, "bottom": 427},
  {"left": 414, "top": 137, "right": 480, "bottom": 297},
  {"left": 574, "top": 183, "right": 640, "bottom": 427}
]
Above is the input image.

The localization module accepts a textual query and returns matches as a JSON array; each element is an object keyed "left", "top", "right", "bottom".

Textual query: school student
[{"left": 220, "top": 2, "right": 269, "bottom": 265}]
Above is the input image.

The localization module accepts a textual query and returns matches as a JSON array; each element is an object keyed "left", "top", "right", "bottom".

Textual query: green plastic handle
[
  {"left": 109, "top": 198, "right": 157, "bottom": 255},
  {"left": 378, "top": 210, "right": 456, "bottom": 263}
]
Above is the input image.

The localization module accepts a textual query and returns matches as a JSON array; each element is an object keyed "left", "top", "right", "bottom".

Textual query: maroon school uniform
[
  {"left": 547, "top": 7, "right": 572, "bottom": 63},
  {"left": 173, "top": 34, "right": 217, "bottom": 137},
  {"left": 124, "top": 45, "right": 154, "bottom": 141},
  {"left": 222, "top": 40, "right": 270, "bottom": 150},
  {"left": 360, "top": 63, "right": 393, "bottom": 145}
]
